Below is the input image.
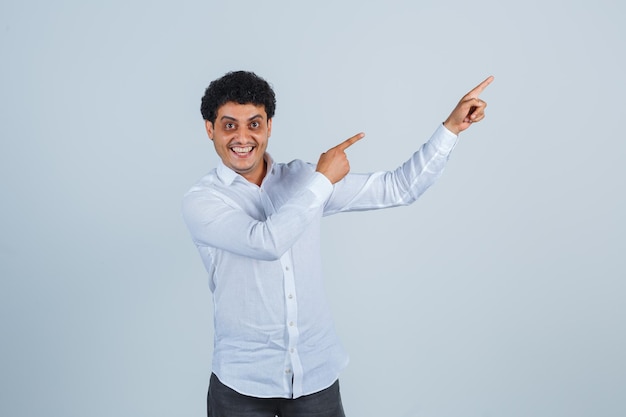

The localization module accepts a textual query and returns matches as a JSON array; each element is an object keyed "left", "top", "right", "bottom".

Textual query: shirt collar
[{"left": 215, "top": 153, "right": 274, "bottom": 186}]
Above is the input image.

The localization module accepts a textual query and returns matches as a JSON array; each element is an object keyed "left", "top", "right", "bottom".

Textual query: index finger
[
  {"left": 335, "top": 132, "right": 365, "bottom": 151},
  {"left": 466, "top": 75, "right": 494, "bottom": 98}
]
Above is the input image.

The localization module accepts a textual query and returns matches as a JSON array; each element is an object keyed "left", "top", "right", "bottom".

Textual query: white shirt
[{"left": 182, "top": 124, "right": 458, "bottom": 399}]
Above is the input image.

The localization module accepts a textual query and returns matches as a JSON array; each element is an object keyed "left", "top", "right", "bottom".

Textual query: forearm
[
  {"left": 183, "top": 172, "right": 332, "bottom": 260},
  {"left": 323, "top": 124, "right": 458, "bottom": 214}
]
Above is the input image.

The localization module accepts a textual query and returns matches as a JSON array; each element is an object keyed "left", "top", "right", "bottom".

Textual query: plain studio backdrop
[{"left": 1, "top": 1, "right": 624, "bottom": 416}]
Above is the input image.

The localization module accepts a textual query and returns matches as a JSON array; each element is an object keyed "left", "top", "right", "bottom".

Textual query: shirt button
[
  {"left": 285, "top": 369, "right": 291, "bottom": 374},
  {"left": 288, "top": 294, "right": 293, "bottom": 299},
  {"left": 290, "top": 348, "right": 295, "bottom": 353},
  {"left": 285, "top": 266, "right": 290, "bottom": 271},
  {"left": 289, "top": 321, "right": 294, "bottom": 327}
]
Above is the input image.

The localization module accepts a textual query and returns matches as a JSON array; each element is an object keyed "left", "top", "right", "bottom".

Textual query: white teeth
[{"left": 232, "top": 146, "right": 253, "bottom": 153}]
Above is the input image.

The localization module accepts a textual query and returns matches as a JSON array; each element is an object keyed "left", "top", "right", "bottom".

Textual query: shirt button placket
[{"left": 280, "top": 251, "right": 303, "bottom": 397}]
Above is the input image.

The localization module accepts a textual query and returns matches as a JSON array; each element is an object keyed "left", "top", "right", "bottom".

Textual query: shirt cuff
[
  {"left": 308, "top": 172, "right": 334, "bottom": 202},
  {"left": 431, "top": 123, "right": 459, "bottom": 154}
]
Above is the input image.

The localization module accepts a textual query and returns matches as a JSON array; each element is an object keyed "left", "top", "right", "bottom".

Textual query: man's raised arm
[{"left": 314, "top": 76, "right": 494, "bottom": 184}]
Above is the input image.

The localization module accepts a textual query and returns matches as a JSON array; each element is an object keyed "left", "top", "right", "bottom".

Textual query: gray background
[{"left": 1, "top": 0, "right": 624, "bottom": 416}]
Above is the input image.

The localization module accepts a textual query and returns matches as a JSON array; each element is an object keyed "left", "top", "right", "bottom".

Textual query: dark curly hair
[{"left": 200, "top": 71, "right": 276, "bottom": 123}]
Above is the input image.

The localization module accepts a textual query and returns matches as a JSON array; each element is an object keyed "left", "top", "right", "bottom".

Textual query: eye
[
  {"left": 225, "top": 123, "right": 235, "bottom": 130},
  {"left": 250, "top": 121, "right": 260, "bottom": 129}
]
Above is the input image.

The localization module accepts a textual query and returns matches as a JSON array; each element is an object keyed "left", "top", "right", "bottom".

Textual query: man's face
[{"left": 206, "top": 102, "right": 272, "bottom": 185}]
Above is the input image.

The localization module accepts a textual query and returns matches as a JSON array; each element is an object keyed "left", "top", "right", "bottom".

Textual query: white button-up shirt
[{"left": 182, "top": 124, "right": 458, "bottom": 399}]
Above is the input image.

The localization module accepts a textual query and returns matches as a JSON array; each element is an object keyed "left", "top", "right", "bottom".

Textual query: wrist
[{"left": 443, "top": 120, "right": 460, "bottom": 136}]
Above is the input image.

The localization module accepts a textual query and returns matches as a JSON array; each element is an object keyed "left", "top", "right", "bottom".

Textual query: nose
[{"left": 234, "top": 126, "right": 251, "bottom": 142}]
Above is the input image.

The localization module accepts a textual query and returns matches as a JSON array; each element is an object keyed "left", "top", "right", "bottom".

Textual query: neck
[{"left": 245, "top": 158, "right": 267, "bottom": 186}]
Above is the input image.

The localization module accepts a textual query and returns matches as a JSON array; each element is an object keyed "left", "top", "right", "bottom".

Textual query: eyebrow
[{"left": 219, "top": 114, "right": 264, "bottom": 122}]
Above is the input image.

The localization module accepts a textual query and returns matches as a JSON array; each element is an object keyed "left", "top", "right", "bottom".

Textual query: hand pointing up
[{"left": 444, "top": 75, "right": 494, "bottom": 135}]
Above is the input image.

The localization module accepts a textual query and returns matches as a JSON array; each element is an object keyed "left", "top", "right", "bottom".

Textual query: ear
[
  {"left": 267, "top": 118, "right": 273, "bottom": 138},
  {"left": 205, "top": 120, "right": 214, "bottom": 140}
]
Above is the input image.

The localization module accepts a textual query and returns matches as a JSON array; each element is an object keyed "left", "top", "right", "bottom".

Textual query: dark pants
[{"left": 207, "top": 373, "right": 346, "bottom": 417}]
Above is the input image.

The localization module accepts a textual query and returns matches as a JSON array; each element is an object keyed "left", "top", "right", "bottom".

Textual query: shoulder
[
  {"left": 183, "top": 169, "right": 238, "bottom": 210},
  {"left": 274, "top": 159, "right": 315, "bottom": 175},
  {"left": 182, "top": 169, "right": 244, "bottom": 220},
  {"left": 184, "top": 169, "right": 220, "bottom": 196}
]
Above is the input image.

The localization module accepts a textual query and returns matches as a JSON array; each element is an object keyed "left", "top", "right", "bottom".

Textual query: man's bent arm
[{"left": 182, "top": 172, "right": 332, "bottom": 261}]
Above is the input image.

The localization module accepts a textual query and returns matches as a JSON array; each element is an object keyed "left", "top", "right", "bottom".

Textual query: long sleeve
[{"left": 323, "top": 123, "right": 458, "bottom": 215}]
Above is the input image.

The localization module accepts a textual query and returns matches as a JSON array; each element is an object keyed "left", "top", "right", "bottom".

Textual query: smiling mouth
[{"left": 230, "top": 146, "right": 255, "bottom": 156}]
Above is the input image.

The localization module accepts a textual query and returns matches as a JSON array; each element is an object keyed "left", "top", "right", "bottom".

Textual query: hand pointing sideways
[{"left": 316, "top": 132, "right": 365, "bottom": 184}]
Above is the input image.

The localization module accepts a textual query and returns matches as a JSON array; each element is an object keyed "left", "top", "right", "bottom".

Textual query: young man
[{"left": 183, "top": 71, "right": 493, "bottom": 417}]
